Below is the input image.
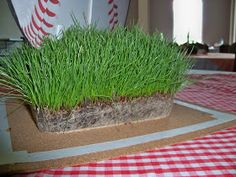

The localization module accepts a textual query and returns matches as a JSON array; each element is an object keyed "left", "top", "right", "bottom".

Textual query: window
[{"left": 173, "top": 0, "right": 203, "bottom": 44}]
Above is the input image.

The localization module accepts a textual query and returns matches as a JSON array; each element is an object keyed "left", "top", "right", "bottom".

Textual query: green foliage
[{"left": 0, "top": 25, "right": 190, "bottom": 111}]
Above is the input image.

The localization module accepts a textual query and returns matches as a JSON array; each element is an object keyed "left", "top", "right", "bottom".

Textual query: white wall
[
  {"left": 149, "top": 0, "right": 231, "bottom": 44},
  {"left": 0, "top": 0, "right": 22, "bottom": 39}
]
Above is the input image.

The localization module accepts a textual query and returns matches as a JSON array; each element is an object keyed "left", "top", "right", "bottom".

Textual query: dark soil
[{"left": 32, "top": 94, "right": 173, "bottom": 132}]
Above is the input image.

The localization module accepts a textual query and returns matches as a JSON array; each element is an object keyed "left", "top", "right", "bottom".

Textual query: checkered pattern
[
  {"left": 175, "top": 74, "right": 236, "bottom": 113},
  {"left": 18, "top": 126, "right": 236, "bottom": 177}
]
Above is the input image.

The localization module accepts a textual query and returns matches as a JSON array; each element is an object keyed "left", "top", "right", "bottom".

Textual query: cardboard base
[
  {"left": 1, "top": 100, "right": 235, "bottom": 175},
  {"left": 7, "top": 101, "right": 212, "bottom": 153}
]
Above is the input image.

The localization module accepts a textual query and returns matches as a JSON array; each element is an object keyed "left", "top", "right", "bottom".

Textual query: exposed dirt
[{"left": 32, "top": 94, "right": 173, "bottom": 132}]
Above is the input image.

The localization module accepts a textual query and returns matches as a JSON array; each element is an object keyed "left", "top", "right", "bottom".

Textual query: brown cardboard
[{"left": 6, "top": 101, "right": 213, "bottom": 152}]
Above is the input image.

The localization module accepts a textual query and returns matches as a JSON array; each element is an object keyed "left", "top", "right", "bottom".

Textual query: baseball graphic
[{"left": 9, "top": 0, "right": 130, "bottom": 47}]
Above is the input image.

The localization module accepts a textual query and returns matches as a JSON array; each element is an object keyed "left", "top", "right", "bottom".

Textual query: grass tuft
[{"left": 0, "top": 25, "right": 190, "bottom": 111}]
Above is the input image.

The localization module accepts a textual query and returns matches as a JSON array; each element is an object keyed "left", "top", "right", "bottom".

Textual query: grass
[{"left": 0, "top": 25, "right": 190, "bottom": 111}]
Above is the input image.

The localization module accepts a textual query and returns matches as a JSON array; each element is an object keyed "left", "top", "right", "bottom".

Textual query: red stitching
[
  {"left": 34, "top": 6, "right": 43, "bottom": 21},
  {"left": 50, "top": 0, "right": 59, "bottom": 4},
  {"left": 107, "top": 0, "right": 119, "bottom": 30},
  {"left": 113, "top": 4, "right": 118, "bottom": 9},
  {"left": 28, "top": 24, "right": 40, "bottom": 47},
  {"left": 108, "top": 4, "right": 118, "bottom": 15},
  {"left": 21, "top": 0, "right": 58, "bottom": 47},
  {"left": 42, "top": 18, "right": 53, "bottom": 28},
  {"left": 23, "top": 27, "right": 30, "bottom": 41},
  {"left": 109, "top": 16, "right": 115, "bottom": 24},
  {"left": 108, "top": 8, "right": 113, "bottom": 15},
  {"left": 30, "top": 22, "right": 37, "bottom": 36},
  {"left": 22, "top": 26, "right": 37, "bottom": 47},
  {"left": 43, "top": 0, "right": 59, "bottom": 5},
  {"left": 25, "top": 26, "right": 37, "bottom": 47},
  {"left": 31, "top": 15, "right": 48, "bottom": 35},
  {"left": 27, "top": 25, "right": 35, "bottom": 39},
  {"left": 35, "top": 6, "right": 53, "bottom": 28},
  {"left": 108, "top": 0, "right": 113, "bottom": 4},
  {"left": 38, "top": 0, "right": 56, "bottom": 17},
  {"left": 35, "top": 36, "right": 43, "bottom": 45},
  {"left": 37, "top": 35, "right": 43, "bottom": 42},
  {"left": 44, "top": 0, "right": 59, "bottom": 4}
]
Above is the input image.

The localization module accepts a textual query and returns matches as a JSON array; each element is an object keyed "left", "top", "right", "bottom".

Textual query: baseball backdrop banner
[{"left": 9, "top": 0, "right": 130, "bottom": 47}]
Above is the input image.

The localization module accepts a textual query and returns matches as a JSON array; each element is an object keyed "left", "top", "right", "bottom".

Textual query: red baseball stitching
[
  {"left": 35, "top": 36, "right": 43, "bottom": 45},
  {"left": 107, "top": 0, "right": 119, "bottom": 30},
  {"left": 23, "top": 26, "right": 37, "bottom": 47},
  {"left": 37, "top": 35, "right": 43, "bottom": 42},
  {"left": 27, "top": 25, "right": 34, "bottom": 39},
  {"left": 31, "top": 15, "right": 48, "bottom": 36},
  {"left": 38, "top": 0, "right": 56, "bottom": 17},
  {"left": 43, "top": 0, "right": 59, "bottom": 4},
  {"left": 23, "top": 27, "right": 30, "bottom": 41},
  {"left": 22, "top": 0, "right": 58, "bottom": 47},
  {"left": 23, "top": 0, "right": 119, "bottom": 47},
  {"left": 30, "top": 22, "right": 37, "bottom": 36},
  {"left": 49, "top": 0, "right": 59, "bottom": 4},
  {"left": 34, "top": 6, "right": 54, "bottom": 28}
]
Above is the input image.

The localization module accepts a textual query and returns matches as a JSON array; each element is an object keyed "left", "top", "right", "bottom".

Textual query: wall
[
  {"left": 203, "top": 0, "right": 231, "bottom": 45},
  {"left": 0, "top": 0, "right": 231, "bottom": 43},
  {"left": 148, "top": 0, "right": 231, "bottom": 44},
  {"left": 126, "top": 0, "right": 138, "bottom": 27},
  {"left": 150, "top": 0, "right": 173, "bottom": 41},
  {"left": 0, "top": 0, "right": 22, "bottom": 39}
]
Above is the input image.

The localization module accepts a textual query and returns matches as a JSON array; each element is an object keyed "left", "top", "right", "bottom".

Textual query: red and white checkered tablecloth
[
  {"left": 175, "top": 74, "right": 236, "bottom": 114},
  {"left": 18, "top": 126, "right": 236, "bottom": 177}
]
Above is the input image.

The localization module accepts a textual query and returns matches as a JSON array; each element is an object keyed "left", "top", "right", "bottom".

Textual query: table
[
  {"left": 14, "top": 71, "right": 236, "bottom": 177},
  {"left": 17, "top": 126, "right": 236, "bottom": 177},
  {"left": 191, "top": 53, "right": 235, "bottom": 72}
]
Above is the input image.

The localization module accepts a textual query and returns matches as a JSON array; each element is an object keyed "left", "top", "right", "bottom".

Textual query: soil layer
[{"left": 33, "top": 94, "right": 173, "bottom": 132}]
